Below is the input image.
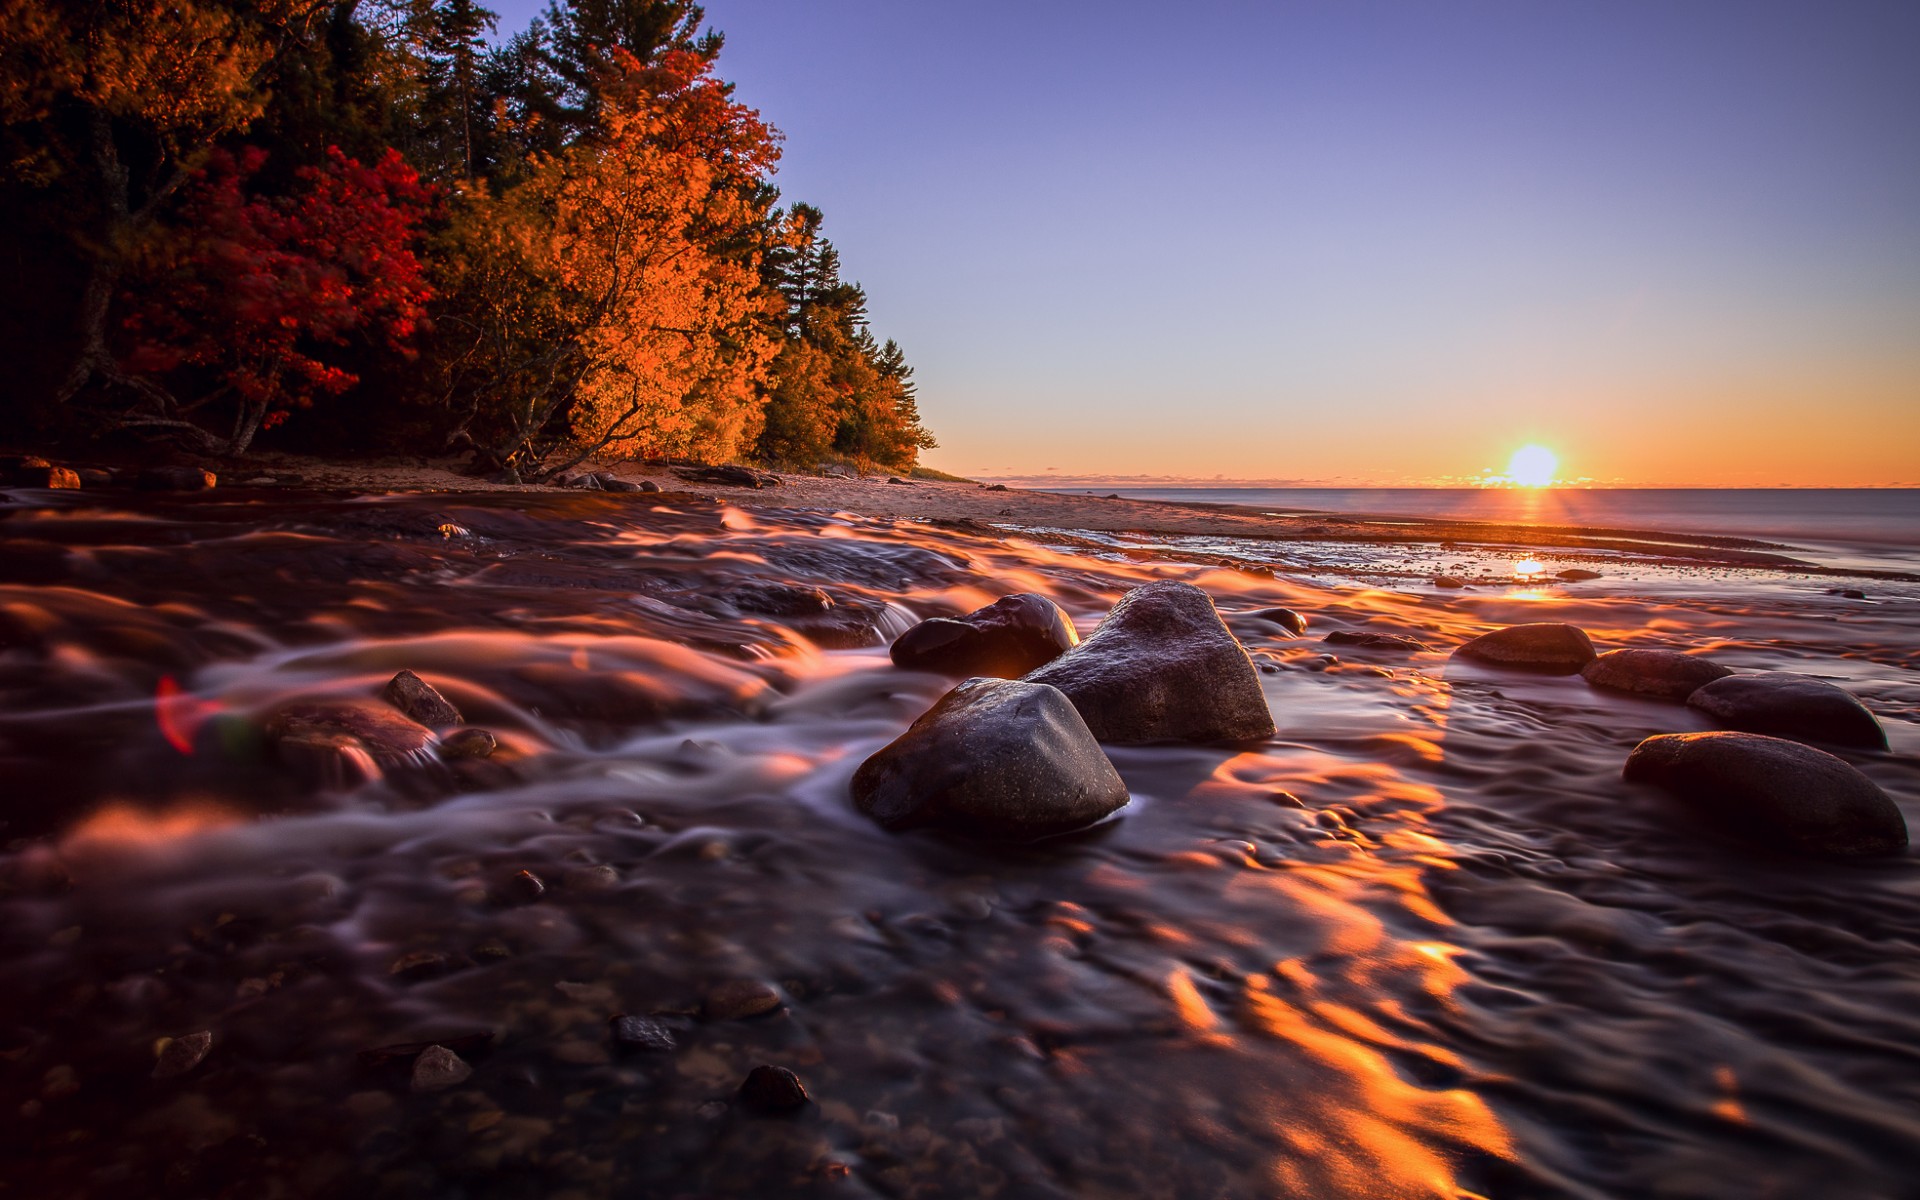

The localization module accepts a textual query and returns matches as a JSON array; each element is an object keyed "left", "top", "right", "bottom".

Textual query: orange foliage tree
[{"left": 437, "top": 48, "right": 779, "bottom": 477}]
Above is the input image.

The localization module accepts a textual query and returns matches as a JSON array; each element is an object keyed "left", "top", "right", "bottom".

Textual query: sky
[{"left": 492, "top": 1, "right": 1920, "bottom": 486}]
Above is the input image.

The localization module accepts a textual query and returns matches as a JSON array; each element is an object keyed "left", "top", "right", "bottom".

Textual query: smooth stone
[
  {"left": 593, "top": 473, "right": 644, "bottom": 492},
  {"left": 703, "top": 979, "right": 784, "bottom": 1020},
  {"left": 383, "top": 669, "right": 463, "bottom": 728},
  {"left": 503, "top": 869, "right": 546, "bottom": 904},
  {"left": 1581, "top": 648, "right": 1733, "bottom": 701},
  {"left": 1452, "top": 623, "right": 1596, "bottom": 673},
  {"left": 136, "top": 466, "right": 217, "bottom": 491},
  {"left": 610, "top": 1014, "right": 676, "bottom": 1053},
  {"left": 890, "top": 593, "right": 1078, "bottom": 678},
  {"left": 739, "top": 1066, "right": 809, "bottom": 1114},
  {"left": 1243, "top": 606, "right": 1308, "bottom": 635},
  {"left": 724, "top": 582, "right": 834, "bottom": 616},
  {"left": 1324, "top": 630, "right": 1427, "bottom": 652},
  {"left": 410, "top": 1045, "right": 473, "bottom": 1092},
  {"left": 438, "top": 727, "right": 497, "bottom": 759},
  {"left": 1687, "top": 672, "right": 1887, "bottom": 749},
  {"left": 851, "top": 677, "right": 1128, "bottom": 838},
  {"left": 1557, "top": 568, "right": 1603, "bottom": 582},
  {"left": 152, "top": 1031, "right": 213, "bottom": 1079},
  {"left": 1623, "top": 731, "right": 1906, "bottom": 857},
  {"left": 1432, "top": 575, "right": 1466, "bottom": 589},
  {"left": 267, "top": 701, "right": 438, "bottom": 786},
  {"left": 638, "top": 480, "right": 663, "bottom": 493},
  {"left": 887, "top": 476, "right": 912, "bottom": 485},
  {"left": 1025, "top": 581, "right": 1275, "bottom": 743}
]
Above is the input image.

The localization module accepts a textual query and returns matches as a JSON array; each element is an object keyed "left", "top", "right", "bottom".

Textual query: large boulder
[
  {"left": 1024, "top": 581, "right": 1275, "bottom": 743},
  {"left": 890, "top": 593, "right": 1078, "bottom": 678},
  {"left": 1623, "top": 732, "right": 1907, "bottom": 857},
  {"left": 850, "top": 677, "right": 1128, "bottom": 840},
  {"left": 1452, "top": 623, "right": 1596, "bottom": 673},
  {"left": 1687, "top": 672, "right": 1887, "bottom": 749},
  {"left": 1581, "top": 648, "right": 1733, "bottom": 701}
]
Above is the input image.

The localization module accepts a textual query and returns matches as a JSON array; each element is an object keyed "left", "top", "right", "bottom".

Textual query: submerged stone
[
  {"left": 1324, "top": 630, "right": 1427, "bottom": 652},
  {"left": 890, "top": 592, "right": 1078, "bottom": 678},
  {"left": 1623, "top": 731, "right": 1906, "bottom": 857},
  {"left": 738, "top": 1065, "right": 809, "bottom": 1113},
  {"left": 851, "top": 677, "right": 1128, "bottom": 839},
  {"left": 1581, "top": 648, "right": 1733, "bottom": 701},
  {"left": 1686, "top": 672, "right": 1887, "bottom": 749},
  {"left": 410, "top": 1045, "right": 472, "bottom": 1092},
  {"left": 1244, "top": 606, "right": 1308, "bottom": 635},
  {"left": 152, "top": 1031, "right": 213, "bottom": 1079},
  {"left": 267, "top": 701, "right": 437, "bottom": 788},
  {"left": 610, "top": 1015, "right": 677, "bottom": 1053},
  {"left": 703, "top": 979, "right": 784, "bottom": 1020},
  {"left": 1452, "top": 623, "right": 1596, "bottom": 673},
  {"left": 1025, "top": 581, "right": 1275, "bottom": 743}
]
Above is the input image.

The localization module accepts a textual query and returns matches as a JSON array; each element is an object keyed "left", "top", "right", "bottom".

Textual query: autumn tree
[{"left": 117, "top": 146, "right": 434, "bottom": 454}]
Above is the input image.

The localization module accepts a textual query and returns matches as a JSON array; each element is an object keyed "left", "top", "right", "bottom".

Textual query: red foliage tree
[{"left": 121, "top": 145, "right": 434, "bottom": 454}]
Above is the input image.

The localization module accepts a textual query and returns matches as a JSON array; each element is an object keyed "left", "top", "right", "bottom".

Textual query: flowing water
[{"left": 1, "top": 487, "right": 1916, "bottom": 1199}]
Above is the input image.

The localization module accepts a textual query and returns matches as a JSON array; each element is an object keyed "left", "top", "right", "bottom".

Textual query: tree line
[{"left": 0, "top": 0, "right": 935, "bottom": 477}]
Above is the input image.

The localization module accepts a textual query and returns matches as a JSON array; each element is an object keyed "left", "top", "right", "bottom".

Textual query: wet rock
[
  {"left": 703, "top": 979, "right": 784, "bottom": 1020},
  {"left": 638, "top": 479, "right": 663, "bottom": 493},
  {"left": 723, "top": 582, "right": 834, "bottom": 616},
  {"left": 889, "top": 593, "right": 1078, "bottom": 678},
  {"left": 851, "top": 677, "right": 1129, "bottom": 838},
  {"left": 389, "top": 950, "right": 467, "bottom": 982},
  {"left": 383, "top": 669, "right": 463, "bottom": 728},
  {"left": 504, "top": 869, "right": 547, "bottom": 904},
  {"left": 411, "top": 1045, "right": 473, "bottom": 1093},
  {"left": 565, "top": 472, "right": 602, "bottom": 490},
  {"left": 1452, "top": 623, "right": 1596, "bottom": 673},
  {"left": 74, "top": 467, "right": 116, "bottom": 487},
  {"left": 12, "top": 465, "right": 80, "bottom": 488},
  {"left": 609, "top": 1014, "right": 676, "bottom": 1054},
  {"left": 593, "top": 473, "right": 645, "bottom": 493},
  {"left": 136, "top": 466, "right": 217, "bottom": 491},
  {"left": 267, "top": 701, "right": 437, "bottom": 786},
  {"left": 1557, "top": 568, "right": 1603, "bottom": 582},
  {"left": 1432, "top": 575, "right": 1466, "bottom": 589},
  {"left": 1324, "top": 630, "right": 1427, "bottom": 652},
  {"left": 1581, "top": 648, "right": 1733, "bottom": 701},
  {"left": 673, "top": 464, "right": 779, "bottom": 489},
  {"left": 438, "top": 727, "right": 497, "bottom": 759},
  {"left": 152, "top": 1030, "right": 213, "bottom": 1079},
  {"left": 1623, "top": 732, "right": 1907, "bottom": 857},
  {"left": 1243, "top": 606, "right": 1308, "bottom": 635},
  {"left": 1831, "top": 588, "right": 1867, "bottom": 601},
  {"left": 562, "top": 863, "right": 620, "bottom": 891},
  {"left": 738, "top": 1065, "right": 809, "bottom": 1114},
  {"left": 1687, "top": 672, "right": 1888, "bottom": 749},
  {"left": 1025, "top": 581, "right": 1275, "bottom": 743}
]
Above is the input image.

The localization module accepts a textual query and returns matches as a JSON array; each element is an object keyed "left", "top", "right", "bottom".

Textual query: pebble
[
  {"left": 411, "top": 1045, "right": 473, "bottom": 1092},
  {"left": 738, "top": 1065, "right": 810, "bottom": 1113},
  {"left": 152, "top": 1031, "right": 213, "bottom": 1079},
  {"left": 609, "top": 1015, "right": 677, "bottom": 1053},
  {"left": 703, "top": 979, "right": 783, "bottom": 1020}
]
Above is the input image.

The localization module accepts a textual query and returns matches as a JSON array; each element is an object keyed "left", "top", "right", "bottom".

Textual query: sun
[{"left": 1504, "top": 445, "right": 1559, "bottom": 488}]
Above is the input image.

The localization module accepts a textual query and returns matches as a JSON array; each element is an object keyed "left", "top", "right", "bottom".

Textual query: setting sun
[{"left": 1505, "top": 445, "right": 1559, "bottom": 488}]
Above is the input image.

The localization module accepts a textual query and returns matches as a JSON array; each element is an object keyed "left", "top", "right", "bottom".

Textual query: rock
[
  {"left": 1832, "top": 588, "right": 1867, "bottom": 601},
  {"left": 1581, "top": 648, "right": 1733, "bottom": 701},
  {"left": 723, "top": 582, "right": 834, "bottom": 616},
  {"left": 886, "top": 476, "right": 912, "bottom": 485},
  {"left": 889, "top": 593, "right": 1078, "bottom": 678},
  {"left": 1452, "top": 623, "right": 1596, "bottom": 673},
  {"left": 74, "top": 468, "right": 115, "bottom": 487},
  {"left": 851, "top": 677, "right": 1129, "bottom": 838},
  {"left": 12, "top": 465, "right": 80, "bottom": 488},
  {"left": 504, "top": 869, "right": 547, "bottom": 904},
  {"left": 1243, "top": 606, "right": 1308, "bottom": 635},
  {"left": 609, "top": 1014, "right": 676, "bottom": 1054},
  {"left": 438, "top": 727, "right": 497, "bottom": 759},
  {"left": 591, "top": 473, "right": 644, "bottom": 492},
  {"left": 153, "top": 1031, "right": 213, "bottom": 1079},
  {"left": 382, "top": 670, "right": 463, "bottom": 728},
  {"left": 1324, "top": 630, "right": 1427, "bottom": 652},
  {"left": 1024, "top": 581, "right": 1274, "bottom": 743},
  {"left": 410, "top": 1045, "right": 473, "bottom": 1092},
  {"left": 738, "top": 1065, "right": 809, "bottom": 1114},
  {"left": 1686, "top": 672, "right": 1888, "bottom": 749},
  {"left": 1105, "top": 493, "right": 1120, "bottom": 500},
  {"left": 1432, "top": 575, "right": 1466, "bottom": 589},
  {"left": 985, "top": 483, "right": 1010, "bottom": 492},
  {"left": 672, "top": 464, "right": 778, "bottom": 489},
  {"left": 136, "top": 466, "right": 217, "bottom": 491},
  {"left": 389, "top": 950, "right": 465, "bottom": 982},
  {"left": 703, "top": 979, "right": 784, "bottom": 1020},
  {"left": 638, "top": 479, "right": 663, "bottom": 493},
  {"left": 267, "top": 701, "right": 437, "bottom": 787},
  {"left": 1, "top": 455, "right": 50, "bottom": 472},
  {"left": 1623, "top": 732, "right": 1906, "bottom": 857},
  {"left": 566, "top": 473, "right": 602, "bottom": 490},
  {"left": 1557, "top": 568, "right": 1603, "bottom": 582}
]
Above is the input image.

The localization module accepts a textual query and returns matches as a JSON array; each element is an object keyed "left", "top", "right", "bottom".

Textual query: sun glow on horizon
[{"left": 1502, "top": 445, "right": 1559, "bottom": 488}]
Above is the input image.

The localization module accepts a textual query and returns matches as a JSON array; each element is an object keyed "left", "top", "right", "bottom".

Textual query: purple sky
[{"left": 491, "top": 1, "right": 1920, "bottom": 485}]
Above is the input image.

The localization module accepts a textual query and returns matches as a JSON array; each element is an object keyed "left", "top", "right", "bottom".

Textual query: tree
[{"left": 118, "top": 145, "right": 434, "bottom": 454}]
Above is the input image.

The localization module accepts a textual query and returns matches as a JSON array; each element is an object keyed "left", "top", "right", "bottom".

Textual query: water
[
  {"left": 1, "top": 486, "right": 1916, "bottom": 1198},
  {"left": 1045, "top": 488, "right": 1920, "bottom": 576}
]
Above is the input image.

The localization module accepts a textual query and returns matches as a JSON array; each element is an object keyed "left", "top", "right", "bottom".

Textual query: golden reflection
[{"left": 1511, "top": 558, "right": 1546, "bottom": 582}]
